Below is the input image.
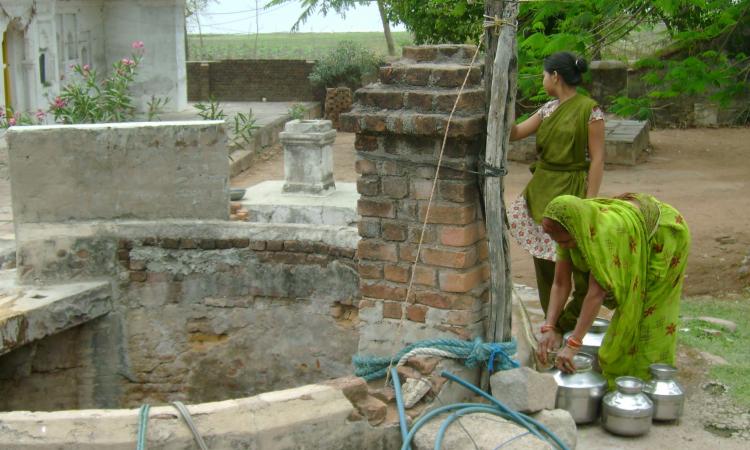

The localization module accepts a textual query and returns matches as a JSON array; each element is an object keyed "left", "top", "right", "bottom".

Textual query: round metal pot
[
  {"left": 564, "top": 317, "right": 609, "bottom": 372},
  {"left": 602, "top": 376, "right": 654, "bottom": 436},
  {"left": 643, "top": 364, "right": 684, "bottom": 421},
  {"left": 550, "top": 353, "right": 608, "bottom": 424}
]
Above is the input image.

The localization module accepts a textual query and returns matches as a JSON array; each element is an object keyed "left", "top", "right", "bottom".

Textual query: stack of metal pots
[{"left": 563, "top": 317, "right": 609, "bottom": 371}]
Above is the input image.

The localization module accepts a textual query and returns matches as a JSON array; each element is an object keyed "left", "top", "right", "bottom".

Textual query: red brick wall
[{"left": 186, "top": 60, "right": 321, "bottom": 102}]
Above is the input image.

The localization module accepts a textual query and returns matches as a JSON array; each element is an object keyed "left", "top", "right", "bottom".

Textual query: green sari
[{"left": 544, "top": 194, "right": 691, "bottom": 386}]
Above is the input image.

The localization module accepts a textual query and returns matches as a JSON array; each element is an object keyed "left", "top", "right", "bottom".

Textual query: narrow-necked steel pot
[
  {"left": 602, "top": 376, "right": 654, "bottom": 436},
  {"left": 549, "top": 353, "right": 608, "bottom": 424},
  {"left": 643, "top": 364, "right": 684, "bottom": 421}
]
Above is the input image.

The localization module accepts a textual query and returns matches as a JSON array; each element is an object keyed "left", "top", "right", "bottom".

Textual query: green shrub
[{"left": 308, "top": 41, "right": 384, "bottom": 90}]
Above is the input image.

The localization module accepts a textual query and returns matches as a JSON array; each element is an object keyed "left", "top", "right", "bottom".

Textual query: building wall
[
  {"left": 186, "top": 59, "right": 320, "bottom": 102},
  {"left": 0, "top": 0, "right": 186, "bottom": 114}
]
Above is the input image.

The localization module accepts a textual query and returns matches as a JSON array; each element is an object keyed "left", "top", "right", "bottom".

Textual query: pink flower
[
  {"left": 121, "top": 58, "right": 135, "bottom": 67},
  {"left": 8, "top": 118, "right": 16, "bottom": 126},
  {"left": 53, "top": 96, "right": 66, "bottom": 109},
  {"left": 83, "top": 64, "right": 91, "bottom": 72},
  {"left": 131, "top": 40, "right": 145, "bottom": 50},
  {"left": 0, "top": 108, "right": 4, "bottom": 119},
  {"left": 35, "top": 109, "right": 46, "bottom": 121}
]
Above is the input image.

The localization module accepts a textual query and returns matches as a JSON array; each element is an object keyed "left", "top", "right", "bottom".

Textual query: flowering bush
[
  {"left": 0, "top": 106, "right": 45, "bottom": 129},
  {"left": 50, "top": 41, "right": 167, "bottom": 124}
]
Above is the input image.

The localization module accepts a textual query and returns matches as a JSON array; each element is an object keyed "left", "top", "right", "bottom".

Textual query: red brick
[
  {"left": 399, "top": 244, "right": 418, "bottom": 262},
  {"left": 439, "top": 266, "right": 485, "bottom": 293},
  {"left": 339, "top": 113, "right": 361, "bottom": 133},
  {"left": 432, "top": 66, "right": 481, "bottom": 88},
  {"left": 411, "top": 179, "right": 433, "bottom": 200},
  {"left": 445, "top": 310, "right": 477, "bottom": 326},
  {"left": 384, "top": 264, "right": 410, "bottom": 283},
  {"left": 402, "top": 46, "right": 438, "bottom": 62},
  {"left": 409, "top": 224, "right": 437, "bottom": 244},
  {"left": 446, "top": 116, "right": 485, "bottom": 138},
  {"left": 383, "top": 302, "right": 404, "bottom": 319},
  {"left": 440, "top": 223, "right": 481, "bottom": 246},
  {"left": 358, "top": 240, "right": 398, "bottom": 262},
  {"left": 363, "top": 114, "right": 387, "bottom": 133},
  {"left": 354, "top": 134, "right": 379, "bottom": 152},
  {"left": 357, "top": 177, "right": 380, "bottom": 196},
  {"left": 435, "top": 90, "right": 484, "bottom": 113},
  {"left": 180, "top": 239, "right": 198, "bottom": 249},
  {"left": 379, "top": 66, "right": 400, "bottom": 84},
  {"left": 439, "top": 182, "right": 476, "bottom": 203},
  {"left": 361, "top": 281, "right": 407, "bottom": 301},
  {"left": 419, "top": 203, "right": 476, "bottom": 224},
  {"left": 358, "top": 199, "right": 396, "bottom": 218},
  {"left": 249, "top": 240, "right": 266, "bottom": 251},
  {"left": 359, "top": 298, "right": 377, "bottom": 309},
  {"left": 380, "top": 161, "right": 402, "bottom": 176},
  {"left": 366, "top": 90, "right": 404, "bottom": 110},
  {"left": 478, "top": 239, "right": 489, "bottom": 261},
  {"left": 413, "top": 290, "right": 477, "bottom": 310},
  {"left": 407, "top": 305, "right": 427, "bottom": 323},
  {"left": 437, "top": 325, "right": 473, "bottom": 340},
  {"left": 129, "top": 271, "right": 147, "bottom": 282},
  {"left": 358, "top": 218, "right": 381, "bottom": 238},
  {"left": 381, "top": 177, "right": 409, "bottom": 199},
  {"left": 421, "top": 247, "right": 478, "bottom": 269},
  {"left": 130, "top": 260, "right": 147, "bottom": 271},
  {"left": 396, "top": 201, "right": 419, "bottom": 221},
  {"left": 355, "top": 159, "right": 377, "bottom": 175},
  {"left": 382, "top": 221, "right": 408, "bottom": 242},
  {"left": 199, "top": 239, "right": 217, "bottom": 250},
  {"left": 413, "top": 114, "right": 437, "bottom": 135},
  {"left": 266, "top": 240, "right": 284, "bottom": 251},
  {"left": 232, "top": 238, "right": 250, "bottom": 248},
  {"left": 405, "top": 66, "right": 431, "bottom": 86},
  {"left": 414, "top": 266, "right": 437, "bottom": 286},
  {"left": 404, "top": 92, "right": 433, "bottom": 112}
]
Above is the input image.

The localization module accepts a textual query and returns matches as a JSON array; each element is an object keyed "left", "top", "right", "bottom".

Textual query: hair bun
[{"left": 574, "top": 57, "right": 588, "bottom": 74}]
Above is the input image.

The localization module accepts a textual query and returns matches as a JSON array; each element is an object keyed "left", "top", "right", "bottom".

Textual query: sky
[{"left": 190, "top": 0, "right": 406, "bottom": 34}]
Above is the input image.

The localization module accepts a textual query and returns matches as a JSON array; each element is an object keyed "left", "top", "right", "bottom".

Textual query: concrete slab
[
  {"left": 508, "top": 119, "right": 650, "bottom": 166},
  {"left": 240, "top": 180, "right": 359, "bottom": 226},
  {"left": 0, "top": 274, "right": 111, "bottom": 356}
]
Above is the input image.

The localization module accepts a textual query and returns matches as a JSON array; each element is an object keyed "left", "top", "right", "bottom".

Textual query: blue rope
[
  {"left": 353, "top": 337, "right": 518, "bottom": 381},
  {"left": 136, "top": 404, "right": 150, "bottom": 450}
]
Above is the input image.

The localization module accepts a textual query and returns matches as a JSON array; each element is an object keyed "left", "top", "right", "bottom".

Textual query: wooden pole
[{"left": 484, "top": 1, "right": 519, "bottom": 345}]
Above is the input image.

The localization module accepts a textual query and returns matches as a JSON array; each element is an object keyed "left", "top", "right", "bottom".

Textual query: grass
[
  {"left": 679, "top": 296, "right": 750, "bottom": 408},
  {"left": 187, "top": 31, "right": 414, "bottom": 61}
]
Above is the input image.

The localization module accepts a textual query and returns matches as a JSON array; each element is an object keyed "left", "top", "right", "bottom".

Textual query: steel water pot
[
  {"left": 549, "top": 353, "right": 608, "bottom": 424},
  {"left": 602, "top": 376, "right": 654, "bottom": 436},
  {"left": 564, "top": 317, "right": 609, "bottom": 372},
  {"left": 643, "top": 364, "right": 684, "bottom": 421}
]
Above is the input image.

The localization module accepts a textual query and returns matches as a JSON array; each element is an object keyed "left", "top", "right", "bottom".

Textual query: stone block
[
  {"left": 280, "top": 120, "right": 337, "bottom": 195},
  {"left": 490, "top": 367, "right": 558, "bottom": 414},
  {"left": 413, "top": 412, "right": 550, "bottom": 449},
  {"left": 401, "top": 377, "right": 432, "bottom": 408},
  {"left": 7, "top": 122, "right": 229, "bottom": 223},
  {"left": 529, "top": 409, "right": 578, "bottom": 450}
]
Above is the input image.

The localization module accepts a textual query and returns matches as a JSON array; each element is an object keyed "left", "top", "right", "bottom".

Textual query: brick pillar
[
  {"left": 197, "top": 63, "right": 211, "bottom": 101},
  {"left": 341, "top": 45, "right": 489, "bottom": 355}
]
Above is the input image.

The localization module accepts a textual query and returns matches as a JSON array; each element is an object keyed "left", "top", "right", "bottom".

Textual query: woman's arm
[
  {"left": 555, "top": 273, "right": 607, "bottom": 373},
  {"left": 510, "top": 112, "right": 542, "bottom": 141},
  {"left": 586, "top": 119, "right": 605, "bottom": 197},
  {"left": 537, "top": 258, "right": 573, "bottom": 363}
]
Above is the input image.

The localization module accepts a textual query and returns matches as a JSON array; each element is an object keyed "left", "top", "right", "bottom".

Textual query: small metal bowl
[{"left": 230, "top": 188, "right": 246, "bottom": 201}]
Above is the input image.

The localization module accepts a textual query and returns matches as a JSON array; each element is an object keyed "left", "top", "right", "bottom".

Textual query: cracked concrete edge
[
  {"left": 16, "top": 220, "right": 360, "bottom": 250},
  {"left": 0, "top": 383, "right": 398, "bottom": 449}
]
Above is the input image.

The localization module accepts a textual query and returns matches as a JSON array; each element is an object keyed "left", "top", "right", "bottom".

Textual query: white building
[{"left": 1, "top": 0, "right": 187, "bottom": 115}]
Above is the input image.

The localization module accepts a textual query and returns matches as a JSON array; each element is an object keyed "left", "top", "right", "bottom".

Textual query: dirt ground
[{"left": 233, "top": 127, "right": 750, "bottom": 448}]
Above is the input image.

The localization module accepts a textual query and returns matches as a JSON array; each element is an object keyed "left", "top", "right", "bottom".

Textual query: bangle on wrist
[
  {"left": 540, "top": 324, "right": 557, "bottom": 333},
  {"left": 566, "top": 336, "right": 583, "bottom": 349}
]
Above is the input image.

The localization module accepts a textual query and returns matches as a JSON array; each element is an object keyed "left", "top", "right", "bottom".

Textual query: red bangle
[
  {"left": 540, "top": 324, "right": 557, "bottom": 333},
  {"left": 566, "top": 336, "right": 583, "bottom": 348}
]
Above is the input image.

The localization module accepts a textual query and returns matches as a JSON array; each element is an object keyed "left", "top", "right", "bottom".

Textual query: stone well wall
[{"left": 3, "top": 222, "right": 360, "bottom": 411}]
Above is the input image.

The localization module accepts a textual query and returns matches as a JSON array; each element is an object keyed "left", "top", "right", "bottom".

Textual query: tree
[
  {"left": 265, "top": 0, "right": 397, "bottom": 56},
  {"left": 185, "top": 0, "right": 218, "bottom": 59}
]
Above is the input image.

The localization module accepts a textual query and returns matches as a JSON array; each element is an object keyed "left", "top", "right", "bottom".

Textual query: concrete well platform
[{"left": 239, "top": 181, "right": 358, "bottom": 227}]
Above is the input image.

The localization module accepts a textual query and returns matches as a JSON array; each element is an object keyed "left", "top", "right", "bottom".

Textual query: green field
[{"left": 187, "top": 32, "right": 414, "bottom": 61}]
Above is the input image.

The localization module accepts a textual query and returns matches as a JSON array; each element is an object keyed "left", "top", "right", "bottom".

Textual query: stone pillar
[
  {"left": 341, "top": 45, "right": 489, "bottom": 355},
  {"left": 280, "top": 119, "right": 337, "bottom": 196}
]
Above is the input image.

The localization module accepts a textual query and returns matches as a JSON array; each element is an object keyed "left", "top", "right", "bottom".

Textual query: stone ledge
[
  {"left": 340, "top": 110, "right": 485, "bottom": 138},
  {"left": 354, "top": 84, "right": 485, "bottom": 115},
  {"left": 0, "top": 276, "right": 112, "bottom": 356},
  {"left": 378, "top": 63, "right": 483, "bottom": 89}
]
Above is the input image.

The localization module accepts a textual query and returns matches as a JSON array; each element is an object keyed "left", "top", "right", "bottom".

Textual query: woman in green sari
[
  {"left": 509, "top": 52, "right": 605, "bottom": 333},
  {"left": 536, "top": 194, "right": 691, "bottom": 386}
]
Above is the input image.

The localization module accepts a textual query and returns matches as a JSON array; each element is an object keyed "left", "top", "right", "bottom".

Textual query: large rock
[
  {"left": 530, "top": 409, "right": 578, "bottom": 450},
  {"left": 490, "top": 367, "right": 558, "bottom": 413},
  {"left": 413, "top": 412, "right": 551, "bottom": 449}
]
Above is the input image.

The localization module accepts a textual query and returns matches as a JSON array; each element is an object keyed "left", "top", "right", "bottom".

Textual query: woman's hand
[
  {"left": 555, "top": 344, "right": 579, "bottom": 373},
  {"left": 536, "top": 329, "right": 563, "bottom": 364}
]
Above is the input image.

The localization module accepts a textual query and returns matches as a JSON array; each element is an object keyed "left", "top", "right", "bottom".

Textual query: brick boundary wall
[{"left": 187, "top": 60, "right": 321, "bottom": 102}]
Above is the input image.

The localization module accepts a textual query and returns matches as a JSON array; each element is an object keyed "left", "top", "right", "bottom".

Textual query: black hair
[{"left": 543, "top": 52, "right": 588, "bottom": 86}]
